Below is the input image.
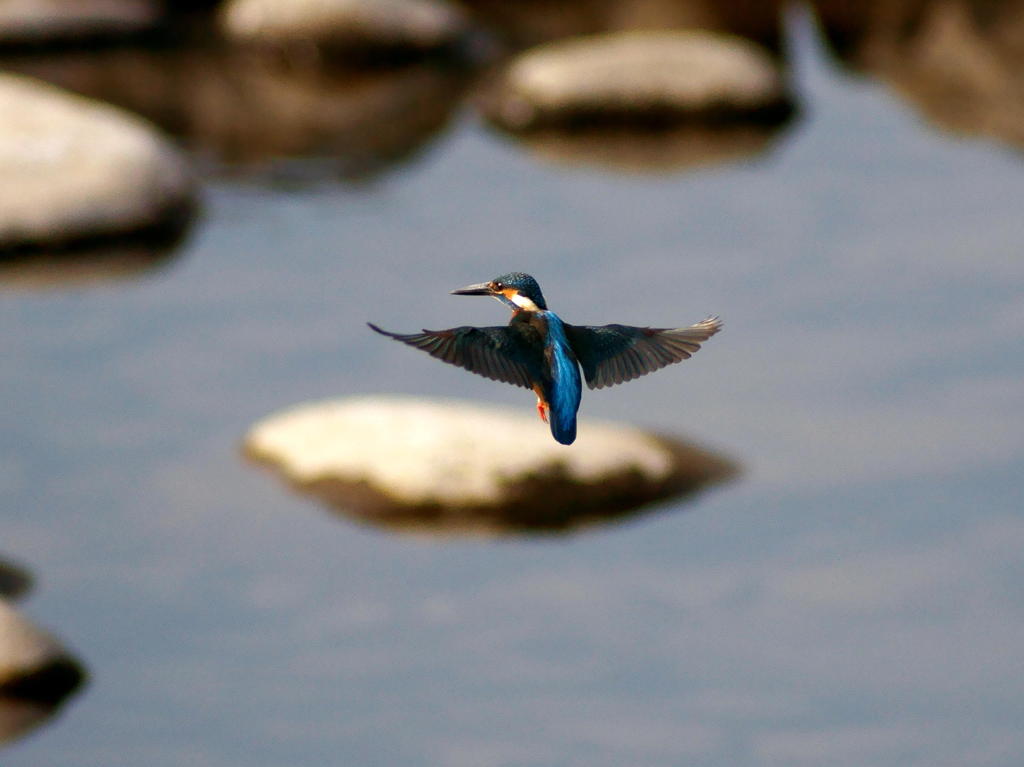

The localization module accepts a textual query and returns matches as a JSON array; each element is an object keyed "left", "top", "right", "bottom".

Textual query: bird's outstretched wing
[
  {"left": 368, "top": 323, "right": 542, "bottom": 390},
  {"left": 565, "top": 317, "right": 721, "bottom": 390}
]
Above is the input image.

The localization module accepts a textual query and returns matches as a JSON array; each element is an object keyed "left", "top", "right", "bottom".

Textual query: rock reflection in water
[
  {"left": 0, "top": 698, "right": 70, "bottom": 749},
  {"left": 460, "top": 0, "right": 785, "bottom": 52},
  {"left": 812, "top": 0, "right": 1024, "bottom": 149},
  {"left": 489, "top": 123, "right": 787, "bottom": 173},
  {"left": 244, "top": 396, "right": 738, "bottom": 537},
  {"left": 0, "top": 676, "right": 86, "bottom": 748},
  {"left": 0, "top": 45, "right": 472, "bottom": 180},
  {"left": 0, "top": 240, "right": 184, "bottom": 290}
]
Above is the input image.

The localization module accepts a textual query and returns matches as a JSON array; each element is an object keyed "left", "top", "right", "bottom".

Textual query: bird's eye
[{"left": 492, "top": 281, "right": 503, "bottom": 290}]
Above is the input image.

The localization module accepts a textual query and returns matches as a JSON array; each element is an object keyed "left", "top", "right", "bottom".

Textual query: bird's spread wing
[
  {"left": 565, "top": 317, "right": 721, "bottom": 390},
  {"left": 368, "top": 323, "right": 541, "bottom": 390}
]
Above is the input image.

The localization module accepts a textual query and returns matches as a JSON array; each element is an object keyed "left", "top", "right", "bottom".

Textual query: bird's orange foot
[{"left": 536, "top": 397, "right": 549, "bottom": 423}]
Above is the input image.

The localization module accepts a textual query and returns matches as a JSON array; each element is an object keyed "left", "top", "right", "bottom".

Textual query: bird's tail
[{"left": 550, "top": 413, "right": 577, "bottom": 445}]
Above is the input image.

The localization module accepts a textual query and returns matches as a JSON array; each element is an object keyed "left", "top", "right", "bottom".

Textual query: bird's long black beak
[{"left": 450, "top": 281, "right": 493, "bottom": 296}]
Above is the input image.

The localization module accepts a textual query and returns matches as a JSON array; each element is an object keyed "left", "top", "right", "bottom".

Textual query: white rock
[
  {"left": 247, "top": 395, "right": 671, "bottom": 503},
  {"left": 220, "top": 0, "right": 468, "bottom": 51},
  {"left": 0, "top": 599, "right": 83, "bottom": 744},
  {"left": 244, "top": 395, "right": 735, "bottom": 534},
  {"left": 0, "top": 601, "right": 68, "bottom": 689},
  {"left": 493, "top": 30, "right": 790, "bottom": 129},
  {"left": 0, "top": 74, "right": 194, "bottom": 251}
]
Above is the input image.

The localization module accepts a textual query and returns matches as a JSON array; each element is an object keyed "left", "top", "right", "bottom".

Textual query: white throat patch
[{"left": 509, "top": 292, "right": 540, "bottom": 311}]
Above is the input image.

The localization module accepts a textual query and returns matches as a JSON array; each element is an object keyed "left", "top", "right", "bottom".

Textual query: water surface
[{"left": 2, "top": 19, "right": 1023, "bottom": 767}]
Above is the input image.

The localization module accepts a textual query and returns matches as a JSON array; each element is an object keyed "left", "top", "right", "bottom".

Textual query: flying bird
[{"left": 368, "top": 272, "right": 720, "bottom": 446}]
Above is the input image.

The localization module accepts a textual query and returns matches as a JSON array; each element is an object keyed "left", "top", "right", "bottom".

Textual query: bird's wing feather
[
  {"left": 368, "top": 323, "right": 541, "bottom": 390},
  {"left": 565, "top": 317, "right": 721, "bottom": 390}
]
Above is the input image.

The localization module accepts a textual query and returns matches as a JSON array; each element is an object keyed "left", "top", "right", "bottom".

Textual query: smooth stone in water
[
  {"left": 489, "top": 30, "right": 792, "bottom": 130},
  {"left": 0, "top": 74, "right": 195, "bottom": 252},
  {"left": 244, "top": 395, "right": 736, "bottom": 535},
  {"left": 0, "top": 600, "right": 84, "bottom": 702}
]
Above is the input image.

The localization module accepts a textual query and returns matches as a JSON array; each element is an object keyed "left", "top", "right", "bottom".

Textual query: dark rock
[{"left": 0, "top": 561, "right": 31, "bottom": 602}]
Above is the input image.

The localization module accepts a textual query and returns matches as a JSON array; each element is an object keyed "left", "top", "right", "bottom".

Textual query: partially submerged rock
[
  {"left": 0, "top": 599, "right": 85, "bottom": 746},
  {"left": 244, "top": 396, "right": 737, "bottom": 535},
  {"left": 0, "top": 601, "right": 84, "bottom": 703},
  {"left": 0, "top": 73, "right": 195, "bottom": 254},
  {"left": 0, "top": 563, "right": 84, "bottom": 746},
  {"left": 220, "top": 0, "right": 472, "bottom": 57},
  {"left": 485, "top": 30, "right": 793, "bottom": 130}
]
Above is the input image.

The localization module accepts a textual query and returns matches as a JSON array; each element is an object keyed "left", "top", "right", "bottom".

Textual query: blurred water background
[{"left": 1, "top": 1, "right": 1023, "bottom": 765}]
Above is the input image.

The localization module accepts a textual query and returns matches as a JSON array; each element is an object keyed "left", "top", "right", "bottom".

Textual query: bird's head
[{"left": 451, "top": 272, "right": 548, "bottom": 312}]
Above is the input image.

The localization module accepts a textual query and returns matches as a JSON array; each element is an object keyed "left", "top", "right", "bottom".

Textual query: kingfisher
[{"left": 368, "top": 272, "right": 721, "bottom": 446}]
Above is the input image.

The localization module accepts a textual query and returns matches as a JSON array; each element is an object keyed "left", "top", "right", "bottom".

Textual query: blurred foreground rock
[
  {"left": 244, "top": 396, "right": 736, "bottom": 536},
  {"left": 0, "top": 599, "right": 85, "bottom": 746},
  {"left": 0, "top": 0, "right": 161, "bottom": 46},
  {"left": 485, "top": 30, "right": 793, "bottom": 130},
  {"left": 220, "top": 0, "right": 473, "bottom": 57},
  {"left": 0, "top": 74, "right": 195, "bottom": 254}
]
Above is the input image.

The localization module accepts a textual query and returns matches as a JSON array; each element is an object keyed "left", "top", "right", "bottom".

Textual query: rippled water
[{"left": 2, "top": 17, "right": 1023, "bottom": 767}]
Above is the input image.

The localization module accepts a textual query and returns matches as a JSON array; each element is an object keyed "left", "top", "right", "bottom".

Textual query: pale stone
[
  {"left": 492, "top": 30, "right": 790, "bottom": 129},
  {"left": 0, "top": 74, "right": 194, "bottom": 251},
  {"left": 247, "top": 396, "right": 673, "bottom": 504},
  {"left": 244, "top": 395, "right": 736, "bottom": 534},
  {"left": 220, "top": 0, "right": 468, "bottom": 51},
  {"left": 0, "top": 601, "right": 66, "bottom": 688}
]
